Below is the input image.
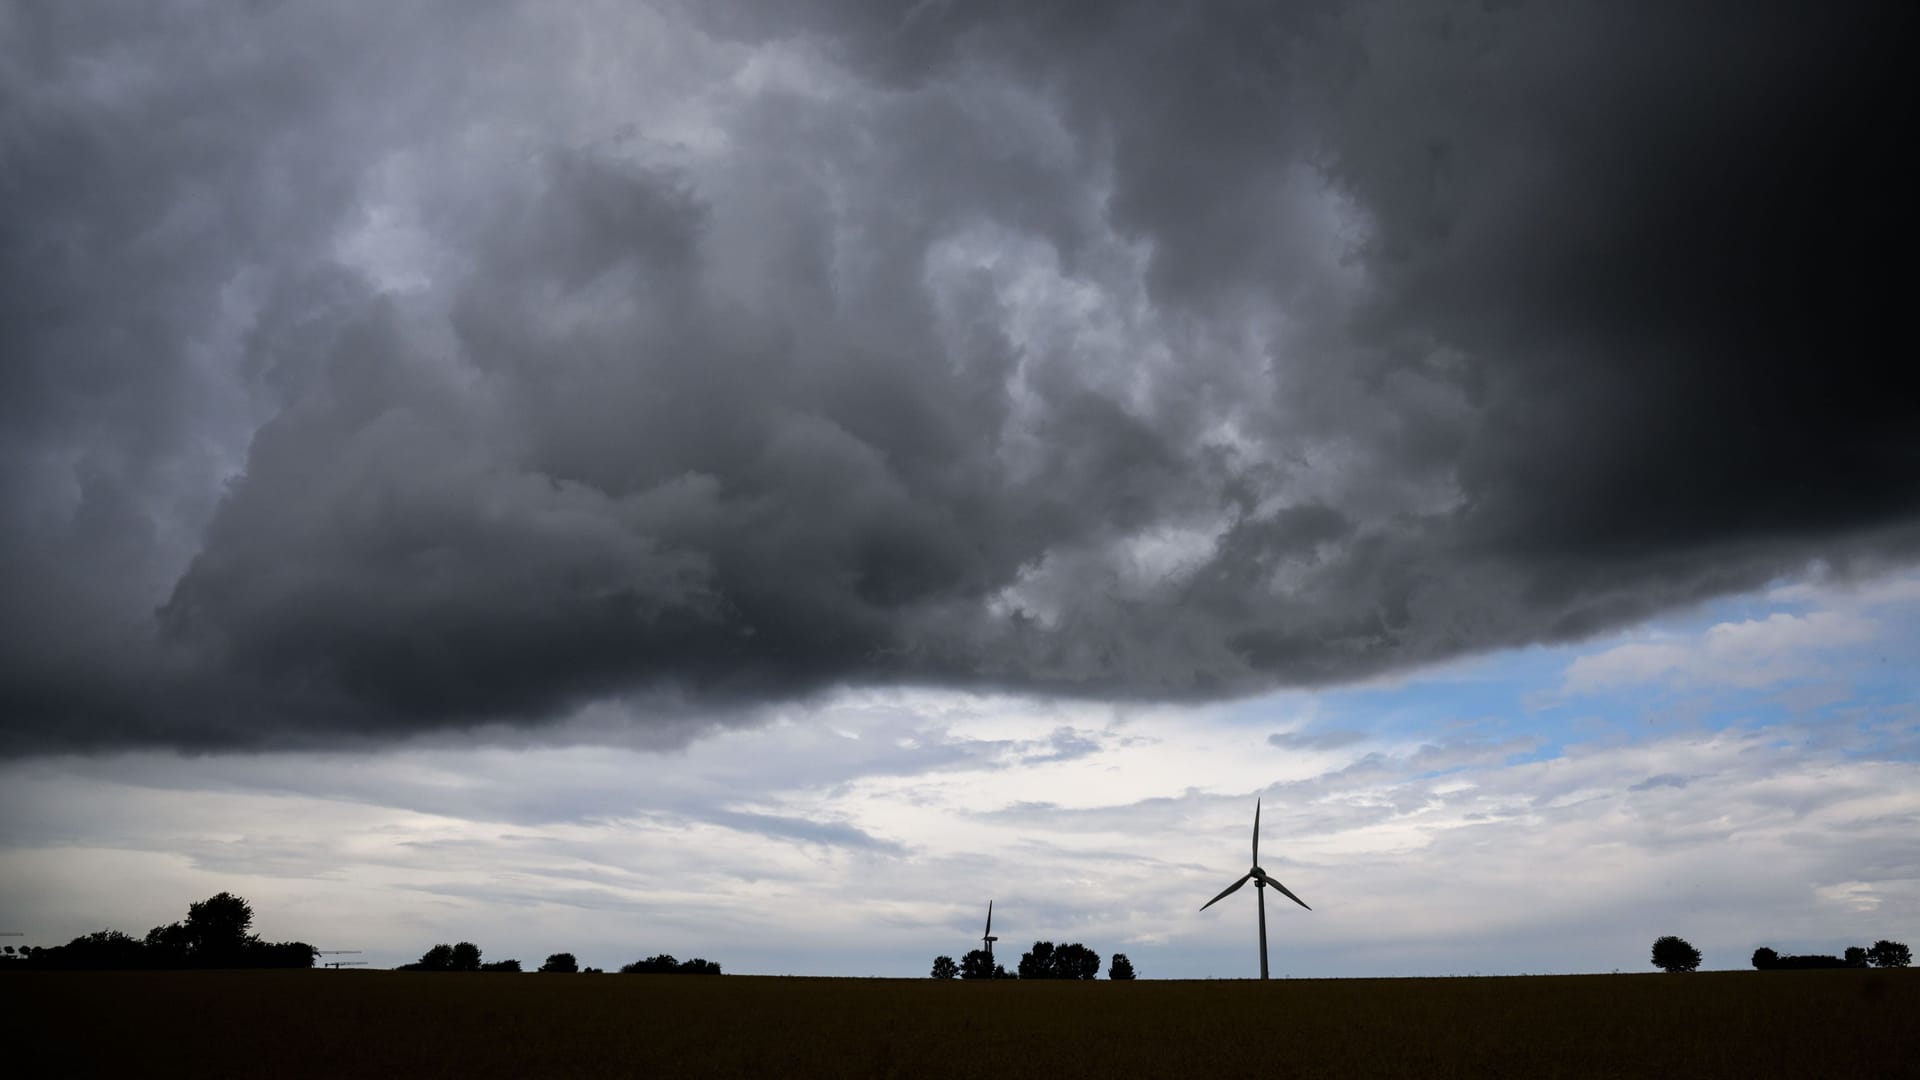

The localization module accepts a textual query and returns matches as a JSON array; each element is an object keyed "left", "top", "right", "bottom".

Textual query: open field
[{"left": 5, "top": 968, "right": 1914, "bottom": 1078}]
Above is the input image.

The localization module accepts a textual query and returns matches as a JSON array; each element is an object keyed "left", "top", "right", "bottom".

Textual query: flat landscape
[{"left": 5, "top": 968, "right": 1913, "bottom": 1078}]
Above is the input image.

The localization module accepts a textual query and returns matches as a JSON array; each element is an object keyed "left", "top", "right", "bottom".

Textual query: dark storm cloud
[{"left": 1, "top": 2, "right": 1912, "bottom": 752}]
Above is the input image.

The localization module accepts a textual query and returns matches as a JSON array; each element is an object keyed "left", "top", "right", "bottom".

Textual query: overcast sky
[{"left": 2, "top": 1, "right": 1913, "bottom": 976}]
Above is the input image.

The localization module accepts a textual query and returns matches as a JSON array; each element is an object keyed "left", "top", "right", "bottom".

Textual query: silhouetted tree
[
  {"left": 959, "top": 949, "right": 996, "bottom": 980},
  {"left": 1867, "top": 940, "right": 1911, "bottom": 968},
  {"left": 1108, "top": 953, "right": 1136, "bottom": 980},
  {"left": 179, "top": 893, "right": 312, "bottom": 968},
  {"left": 1651, "top": 935, "right": 1701, "bottom": 973},
  {"left": 1752, "top": 947, "right": 1779, "bottom": 970},
  {"left": 184, "top": 892, "right": 255, "bottom": 963},
  {"left": 540, "top": 952, "right": 579, "bottom": 973},
  {"left": 480, "top": 959, "right": 521, "bottom": 972},
  {"left": 450, "top": 942, "right": 482, "bottom": 971},
  {"left": 143, "top": 892, "right": 260, "bottom": 967},
  {"left": 1018, "top": 941, "right": 1056, "bottom": 979},
  {"left": 402, "top": 944, "right": 456, "bottom": 971},
  {"left": 144, "top": 921, "right": 192, "bottom": 966},
  {"left": 1053, "top": 943, "right": 1101, "bottom": 980},
  {"left": 931, "top": 955, "right": 958, "bottom": 979},
  {"left": 1844, "top": 946, "right": 1869, "bottom": 968},
  {"left": 1016, "top": 941, "right": 1101, "bottom": 980}
]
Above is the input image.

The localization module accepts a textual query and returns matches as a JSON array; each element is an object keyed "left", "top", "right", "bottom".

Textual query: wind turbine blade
[
  {"left": 1269, "top": 878, "right": 1311, "bottom": 911},
  {"left": 1253, "top": 798, "right": 1261, "bottom": 865},
  {"left": 985, "top": 900, "right": 992, "bottom": 937},
  {"left": 1199, "top": 873, "right": 1252, "bottom": 911}
]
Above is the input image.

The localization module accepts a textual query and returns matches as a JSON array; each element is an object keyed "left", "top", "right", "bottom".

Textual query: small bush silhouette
[
  {"left": 1752, "top": 947, "right": 1778, "bottom": 970},
  {"left": 1108, "top": 953, "right": 1136, "bottom": 980},
  {"left": 930, "top": 955, "right": 958, "bottom": 979},
  {"left": 1651, "top": 935, "right": 1701, "bottom": 973},
  {"left": 540, "top": 952, "right": 579, "bottom": 973}
]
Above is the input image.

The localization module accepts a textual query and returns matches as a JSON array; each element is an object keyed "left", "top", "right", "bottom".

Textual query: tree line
[
  {"left": 3, "top": 893, "right": 315, "bottom": 970},
  {"left": 0, "top": 891, "right": 729, "bottom": 975},
  {"left": 398, "top": 945, "right": 722, "bottom": 975},
  {"left": 1652, "top": 934, "right": 1910, "bottom": 973},
  {"left": 1752, "top": 941, "right": 1910, "bottom": 970},
  {"left": 398, "top": 942, "right": 525, "bottom": 972},
  {"left": 931, "top": 941, "right": 1136, "bottom": 980}
]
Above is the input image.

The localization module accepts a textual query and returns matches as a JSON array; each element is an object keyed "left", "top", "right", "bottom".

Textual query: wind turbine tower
[{"left": 1199, "top": 798, "right": 1310, "bottom": 979}]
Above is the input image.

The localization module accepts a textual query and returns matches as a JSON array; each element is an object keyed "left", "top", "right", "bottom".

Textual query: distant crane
[
  {"left": 322, "top": 960, "right": 367, "bottom": 970},
  {"left": 315, "top": 949, "right": 362, "bottom": 970}
]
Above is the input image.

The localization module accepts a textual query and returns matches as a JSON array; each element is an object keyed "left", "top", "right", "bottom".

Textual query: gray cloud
[
  {"left": 1268, "top": 729, "right": 1368, "bottom": 751},
  {"left": 1629, "top": 773, "right": 1692, "bottom": 792},
  {"left": 700, "top": 809, "right": 904, "bottom": 854},
  {"left": 2, "top": 2, "right": 1913, "bottom": 752}
]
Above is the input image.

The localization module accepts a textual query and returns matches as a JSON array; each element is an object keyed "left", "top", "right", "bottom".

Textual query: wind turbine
[
  {"left": 981, "top": 901, "right": 998, "bottom": 964},
  {"left": 1199, "top": 798, "right": 1310, "bottom": 979}
]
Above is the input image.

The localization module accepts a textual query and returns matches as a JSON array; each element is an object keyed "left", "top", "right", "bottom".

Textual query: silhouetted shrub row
[
  {"left": 933, "top": 942, "right": 1136, "bottom": 979},
  {"left": 619, "top": 953, "right": 722, "bottom": 975},
  {"left": 1751, "top": 941, "right": 1909, "bottom": 970},
  {"left": 10, "top": 893, "right": 315, "bottom": 971},
  {"left": 397, "top": 945, "right": 720, "bottom": 974}
]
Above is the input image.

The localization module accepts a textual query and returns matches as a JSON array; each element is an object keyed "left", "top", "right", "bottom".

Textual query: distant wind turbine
[
  {"left": 1199, "top": 798, "right": 1310, "bottom": 979},
  {"left": 981, "top": 901, "right": 998, "bottom": 964}
]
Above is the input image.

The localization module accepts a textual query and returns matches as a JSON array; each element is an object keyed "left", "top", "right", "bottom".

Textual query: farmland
[{"left": 5, "top": 968, "right": 1913, "bottom": 1078}]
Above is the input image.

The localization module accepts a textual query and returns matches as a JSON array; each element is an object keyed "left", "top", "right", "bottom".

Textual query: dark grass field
[{"left": 5, "top": 968, "right": 1915, "bottom": 1078}]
